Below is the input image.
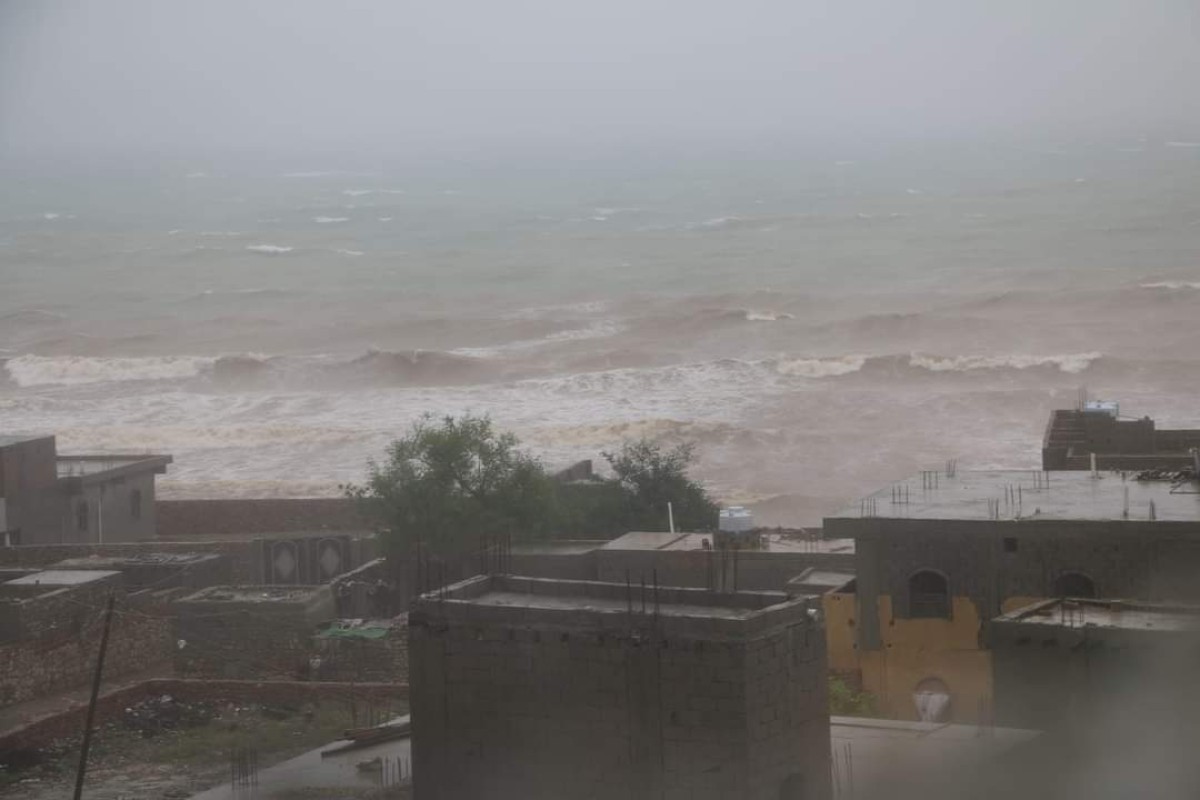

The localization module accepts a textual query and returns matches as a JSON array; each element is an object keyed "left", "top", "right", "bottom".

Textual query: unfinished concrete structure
[
  {"left": 823, "top": 468, "right": 1200, "bottom": 723},
  {"left": 173, "top": 584, "right": 337, "bottom": 679},
  {"left": 991, "top": 598, "right": 1200, "bottom": 731},
  {"left": 410, "top": 575, "right": 830, "bottom": 800},
  {"left": 0, "top": 434, "right": 171, "bottom": 545},
  {"left": 1042, "top": 405, "right": 1200, "bottom": 471}
]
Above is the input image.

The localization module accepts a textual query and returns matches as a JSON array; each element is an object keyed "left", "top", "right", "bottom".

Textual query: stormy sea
[{"left": 2, "top": 139, "right": 1198, "bottom": 525}]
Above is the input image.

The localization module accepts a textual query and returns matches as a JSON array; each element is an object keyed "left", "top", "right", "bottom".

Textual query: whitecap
[
  {"left": 283, "top": 170, "right": 341, "bottom": 178},
  {"left": 909, "top": 352, "right": 1100, "bottom": 375},
  {"left": 1165, "top": 141, "right": 1200, "bottom": 148},
  {"left": 905, "top": 188, "right": 923, "bottom": 195},
  {"left": 342, "top": 189, "right": 374, "bottom": 197},
  {"left": 1140, "top": 281, "right": 1200, "bottom": 290},
  {"left": 775, "top": 356, "right": 866, "bottom": 378},
  {"left": 334, "top": 248, "right": 365, "bottom": 257},
  {"left": 246, "top": 244, "right": 293, "bottom": 254},
  {"left": 4, "top": 355, "right": 215, "bottom": 388},
  {"left": 378, "top": 217, "right": 394, "bottom": 222},
  {"left": 43, "top": 212, "right": 60, "bottom": 220},
  {"left": 313, "top": 216, "right": 350, "bottom": 224},
  {"left": 744, "top": 310, "right": 794, "bottom": 322}
]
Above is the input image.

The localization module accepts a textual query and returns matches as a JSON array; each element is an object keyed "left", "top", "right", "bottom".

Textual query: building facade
[
  {"left": 410, "top": 575, "right": 831, "bottom": 800},
  {"left": 0, "top": 435, "right": 171, "bottom": 545},
  {"left": 823, "top": 468, "right": 1200, "bottom": 723}
]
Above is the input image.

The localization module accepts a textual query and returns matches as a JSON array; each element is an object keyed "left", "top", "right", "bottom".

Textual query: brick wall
[{"left": 156, "top": 498, "right": 369, "bottom": 539}]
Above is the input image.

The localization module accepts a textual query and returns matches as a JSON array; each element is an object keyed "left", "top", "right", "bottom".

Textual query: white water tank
[
  {"left": 1084, "top": 400, "right": 1119, "bottom": 418},
  {"left": 719, "top": 506, "right": 755, "bottom": 533}
]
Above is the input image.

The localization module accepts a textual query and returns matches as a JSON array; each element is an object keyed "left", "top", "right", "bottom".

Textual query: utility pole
[{"left": 73, "top": 592, "right": 116, "bottom": 800}]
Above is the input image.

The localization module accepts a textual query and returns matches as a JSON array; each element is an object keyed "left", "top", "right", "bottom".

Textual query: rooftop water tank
[
  {"left": 1084, "top": 400, "right": 1119, "bottom": 418},
  {"left": 719, "top": 506, "right": 755, "bottom": 533}
]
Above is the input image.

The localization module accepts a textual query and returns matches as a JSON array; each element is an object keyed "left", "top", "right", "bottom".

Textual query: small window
[
  {"left": 1054, "top": 572, "right": 1096, "bottom": 598},
  {"left": 908, "top": 569, "right": 950, "bottom": 619},
  {"left": 1003, "top": 537, "right": 1018, "bottom": 553},
  {"left": 75, "top": 501, "right": 89, "bottom": 532},
  {"left": 130, "top": 489, "right": 143, "bottom": 521}
]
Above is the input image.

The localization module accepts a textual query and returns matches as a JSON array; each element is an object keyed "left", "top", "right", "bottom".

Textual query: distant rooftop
[
  {"left": 57, "top": 454, "right": 172, "bottom": 483},
  {"left": 996, "top": 598, "right": 1200, "bottom": 633},
  {"left": 828, "top": 470, "right": 1200, "bottom": 525},
  {"left": 4, "top": 569, "right": 121, "bottom": 587},
  {"left": 0, "top": 435, "right": 50, "bottom": 448},
  {"left": 601, "top": 530, "right": 854, "bottom": 554}
]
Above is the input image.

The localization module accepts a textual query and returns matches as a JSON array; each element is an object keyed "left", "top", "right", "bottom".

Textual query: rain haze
[
  {"left": 3, "top": 1, "right": 1200, "bottom": 155},
  {"left": 2, "top": 3, "right": 1200, "bottom": 796}
]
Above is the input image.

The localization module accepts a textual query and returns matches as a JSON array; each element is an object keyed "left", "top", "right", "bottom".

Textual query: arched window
[
  {"left": 130, "top": 489, "right": 143, "bottom": 521},
  {"left": 1054, "top": 572, "right": 1096, "bottom": 598},
  {"left": 908, "top": 569, "right": 950, "bottom": 619}
]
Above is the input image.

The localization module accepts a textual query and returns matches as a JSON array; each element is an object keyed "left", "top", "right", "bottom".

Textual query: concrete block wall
[
  {"left": 172, "top": 585, "right": 336, "bottom": 680},
  {"left": 410, "top": 577, "right": 830, "bottom": 800},
  {"left": 313, "top": 620, "right": 409, "bottom": 684}
]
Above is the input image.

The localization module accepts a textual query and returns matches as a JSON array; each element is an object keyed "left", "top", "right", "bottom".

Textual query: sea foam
[{"left": 4, "top": 355, "right": 215, "bottom": 388}]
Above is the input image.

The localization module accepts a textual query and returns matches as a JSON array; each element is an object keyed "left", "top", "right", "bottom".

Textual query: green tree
[
  {"left": 601, "top": 440, "right": 718, "bottom": 533},
  {"left": 346, "top": 414, "right": 559, "bottom": 557}
]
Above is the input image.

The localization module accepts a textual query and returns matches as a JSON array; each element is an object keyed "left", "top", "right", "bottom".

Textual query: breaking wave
[
  {"left": 907, "top": 352, "right": 1101, "bottom": 375},
  {"left": 245, "top": 244, "right": 293, "bottom": 254},
  {"left": 4, "top": 355, "right": 216, "bottom": 387},
  {"left": 1140, "top": 281, "right": 1200, "bottom": 290}
]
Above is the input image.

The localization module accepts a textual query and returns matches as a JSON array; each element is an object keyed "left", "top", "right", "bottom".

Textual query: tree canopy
[
  {"left": 345, "top": 414, "right": 559, "bottom": 557},
  {"left": 348, "top": 413, "right": 718, "bottom": 557}
]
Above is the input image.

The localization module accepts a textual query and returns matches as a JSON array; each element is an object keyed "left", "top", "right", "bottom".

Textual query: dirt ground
[{"left": 0, "top": 694, "right": 407, "bottom": 800}]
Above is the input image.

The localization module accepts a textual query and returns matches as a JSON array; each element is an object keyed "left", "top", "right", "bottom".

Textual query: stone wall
[
  {"left": 0, "top": 587, "right": 175, "bottom": 707},
  {"left": 156, "top": 498, "right": 369, "bottom": 539},
  {"left": 409, "top": 577, "right": 830, "bottom": 800}
]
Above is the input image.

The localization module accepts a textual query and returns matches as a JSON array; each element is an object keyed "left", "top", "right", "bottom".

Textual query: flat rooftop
[
  {"left": 828, "top": 469, "right": 1200, "bottom": 524},
  {"left": 995, "top": 598, "right": 1200, "bottom": 633},
  {"left": 178, "top": 585, "right": 322, "bottom": 604},
  {"left": 0, "top": 435, "right": 50, "bottom": 448},
  {"left": 57, "top": 454, "right": 172, "bottom": 479},
  {"left": 413, "top": 575, "right": 817, "bottom": 639},
  {"left": 601, "top": 530, "right": 855, "bottom": 554},
  {"left": 4, "top": 569, "right": 121, "bottom": 587}
]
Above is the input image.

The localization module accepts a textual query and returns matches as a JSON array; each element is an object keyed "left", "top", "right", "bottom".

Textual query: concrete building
[
  {"left": 823, "top": 468, "right": 1200, "bottom": 724},
  {"left": 409, "top": 574, "right": 831, "bottom": 800},
  {"left": 1042, "top": 405, "right": 1200, "bottom": 471},
  {"left": 991, "top": 598, "right": 1200, "bottom": 731},
  {"left": 0, "top": 435, "right": 171, "bottom": 545}
]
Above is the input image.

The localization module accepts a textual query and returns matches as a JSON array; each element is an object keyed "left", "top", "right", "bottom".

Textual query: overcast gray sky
[{"left": 2, "top": 0, "right": 1198, "bottom": 156}]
